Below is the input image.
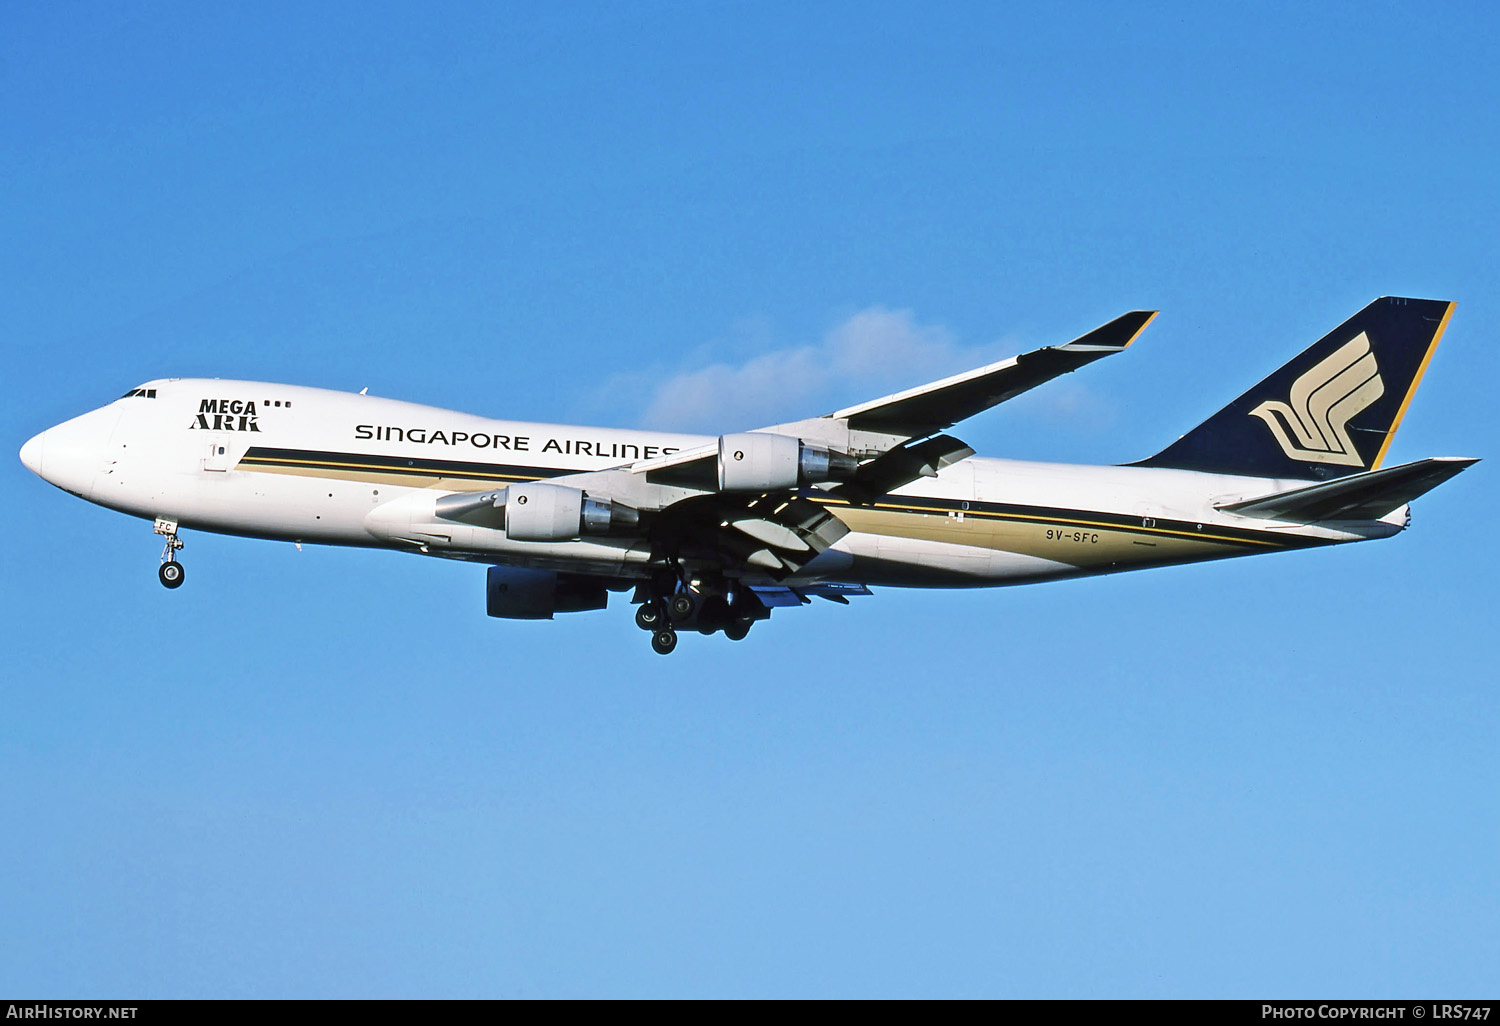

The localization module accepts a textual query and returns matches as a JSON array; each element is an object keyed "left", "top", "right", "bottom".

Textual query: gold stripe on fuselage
[
  {"left": 239, "top": 457, "right": 535, "bottom": 491},
  {"left": 237, "top": 450, "right": 1294, "bottom": 569},
  {"left": 850, "top": 499, "right": 1280, "bottom": 548},
  {"left": 832, "top": 504, "right": 1266, "bottom": 571}
]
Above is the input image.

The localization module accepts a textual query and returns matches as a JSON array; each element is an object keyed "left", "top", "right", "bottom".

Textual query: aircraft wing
[
  {"left": 626, "top": 309, "right": 1158, "bottom": 496},
  {"left": 443, "top": 310, "right": 1158, "bottom": 580},
  {"left": 774, "top": 309, "right": 1158, "bottom": 447}
]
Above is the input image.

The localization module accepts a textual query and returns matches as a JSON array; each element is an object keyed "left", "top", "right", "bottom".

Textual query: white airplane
[{"left": 19, "top": 297, "right": 1475, "bottom": 654}]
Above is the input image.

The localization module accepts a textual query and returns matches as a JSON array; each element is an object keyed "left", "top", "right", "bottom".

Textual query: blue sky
[{"left": 3, "top": 0, "right": 1497, "bottom": 997}]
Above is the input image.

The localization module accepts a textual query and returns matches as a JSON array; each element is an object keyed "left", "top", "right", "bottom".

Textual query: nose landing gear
[{"left": 154, "top": 517, "right": 185, "bottom": 589}]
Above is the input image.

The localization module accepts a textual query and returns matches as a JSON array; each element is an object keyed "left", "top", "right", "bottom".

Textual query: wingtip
[
  {"left": 1123, "top": 310, "right": 1160, "bottom": 348},
  {"left": 1103, "top": 308, "right": 1158, "bottom": 351},
  {"left": 1060, "top": 309, "right": 1160, "bottom": 353}
]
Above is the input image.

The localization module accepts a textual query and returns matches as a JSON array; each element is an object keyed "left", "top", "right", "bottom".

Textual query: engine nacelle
[
  {"left": 502, "top": 482, "right": 639, "bottom": 542},
  {"left": 717, "top": 432, "right": 858, "bottom": 491},
  {"left": 486, "top": 566, "right": 609, "bottom": 619}
]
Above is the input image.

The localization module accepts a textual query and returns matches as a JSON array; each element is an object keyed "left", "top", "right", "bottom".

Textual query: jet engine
[
  {"left": 504, "top": 482, "right": 639, "bottom": 541},
  {"left": 486, "top": 566, "right": 609, "bottom": 619},
  {"left": 432, "top": 482, "right": 639, "bottom": 542},
  {"left": 717, "top": 432, "right": 858, "bottom": 491}
]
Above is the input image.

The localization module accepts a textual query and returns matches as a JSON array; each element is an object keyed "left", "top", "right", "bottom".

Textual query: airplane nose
[
  {"left": 19, "top": 431, "right": 45, "bottom": 476},
  {"left": 22, "top": 405, "right": 121, "bottom": 498}
]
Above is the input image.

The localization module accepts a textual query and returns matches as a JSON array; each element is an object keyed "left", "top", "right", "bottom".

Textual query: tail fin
[{"left": 1136, "top": 297, "right": 1455, "bottom": 480}]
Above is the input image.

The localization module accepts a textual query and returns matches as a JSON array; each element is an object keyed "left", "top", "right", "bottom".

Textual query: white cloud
[
  {"left": 1005, "top": 379, "right": 1117, "bottom": 432},
  {"left": 613, "top": 306, "right": 1006, "bottom": 433}
]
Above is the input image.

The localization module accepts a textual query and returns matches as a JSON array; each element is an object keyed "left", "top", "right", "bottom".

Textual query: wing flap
[
  {"left": 748, "top": 585, "right": 808, "bottom": 607},
  {"left": 833, "top": 434, "right": 975, "bottom": 505},
  {"left": 748, "top": 583, "right": 872, "bottom": 608},
  {"left": 649, "top": 491, "right": 850, "bottom": 578},
  {"left": 799, "top": 582, "right": 873, "bottom": 604}
]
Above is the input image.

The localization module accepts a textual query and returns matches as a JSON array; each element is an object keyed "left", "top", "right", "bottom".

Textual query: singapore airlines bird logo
[{"left": 1249, "top": 333, "right": 1384, "bottom": 466}]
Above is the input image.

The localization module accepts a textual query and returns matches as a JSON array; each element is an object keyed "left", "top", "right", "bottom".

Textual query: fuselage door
[{"left": 203, "top": 434, "right": 232, "bottom": 472}]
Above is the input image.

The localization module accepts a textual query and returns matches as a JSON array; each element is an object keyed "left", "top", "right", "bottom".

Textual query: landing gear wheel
[
  {"left": 668, "top": 593, "right": 696, "bottom": 621},
  {"left": 158, "top": 561, "right": 185, "bottom": 589},
  {"left": 651, "top": 628, "right": 678, "bottom": 655},
  {"left": 635, "top": 601, "right": 664, "bottom": 631},
  {"left": 724, "top": 619, "right": 751, "bottom": 642}
]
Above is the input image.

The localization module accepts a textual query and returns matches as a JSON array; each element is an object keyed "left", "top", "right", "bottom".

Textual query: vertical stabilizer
[{"left": 1136, "top": 297, "right": 1454, "bottom": 480}]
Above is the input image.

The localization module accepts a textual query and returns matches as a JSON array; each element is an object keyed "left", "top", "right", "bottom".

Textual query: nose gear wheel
[{"left": 158, "top": 561, "right": 185, "bottom": 588}]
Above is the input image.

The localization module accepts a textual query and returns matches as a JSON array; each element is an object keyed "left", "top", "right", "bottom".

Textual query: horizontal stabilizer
[{"left": 1219, "top": 457, "right": 1477, "bottom": 522}]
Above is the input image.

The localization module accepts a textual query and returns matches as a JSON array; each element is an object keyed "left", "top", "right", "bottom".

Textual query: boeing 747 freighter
[{"left": 19, "top": 297, "right": 1474, "bottom": 653}]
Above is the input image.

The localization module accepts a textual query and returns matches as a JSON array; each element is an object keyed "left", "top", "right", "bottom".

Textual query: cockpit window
[{"left": 117, "top": 388, "right": 158, "bottom": 399}]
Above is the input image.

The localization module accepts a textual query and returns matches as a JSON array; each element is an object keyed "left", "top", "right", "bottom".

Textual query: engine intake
[{"left": 717, "top": 432, "right": 858, "bottom": 491}]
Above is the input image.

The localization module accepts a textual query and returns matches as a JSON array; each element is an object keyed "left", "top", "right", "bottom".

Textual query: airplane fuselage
[{"left": 22, "top": 378, "right": 1401, "bottom": 591}]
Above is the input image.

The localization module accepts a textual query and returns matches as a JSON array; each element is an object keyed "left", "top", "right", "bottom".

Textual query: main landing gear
[
  {"left": 154, "top": 517, "right": 185, "bottom": 589},
  {"left": 637, "top": 601, "right": 680, "bottom": 653},
  {"left": 633, "top": 574, "right": 767, "bottom": 655}
]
